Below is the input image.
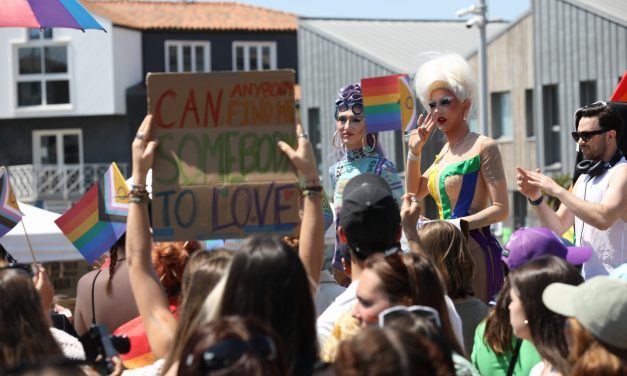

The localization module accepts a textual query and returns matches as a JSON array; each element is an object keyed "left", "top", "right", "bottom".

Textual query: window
[
  {"left": 33, "top": 129, "right": 82, "bottom": 166},
  {"left": 513, "top": 191, "right": 528, "bottom": 229},
  {"left": 232, "top": 42, "right": 277, "bottom": 71},
  {"left": 16, "top": 29, "right": 70, "bottom": 108},
  {"left": 525, "top": 89, "right": 534, "bottom": 137},
  {"left": 165, "top": 41, "right": 210, "bottom": 73},
  {"left": 543, "top": 85, "right": 561, "bottom": 167},
  {"left": 579, "top": 80, "right": 597, "bottom": 107},
  {"left": 491, "top": 91, "right": 512, "bottom": 139}
]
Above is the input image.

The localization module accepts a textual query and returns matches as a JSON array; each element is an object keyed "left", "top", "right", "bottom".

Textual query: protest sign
[
  {"left": 362, "top": 74, "right": 417, "bottom": 133},
  {"left": 147, "top": 70, "right": 300, "bottom": 241}
]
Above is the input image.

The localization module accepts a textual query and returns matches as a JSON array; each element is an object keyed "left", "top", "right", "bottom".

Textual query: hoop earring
[
  {"left": 361, "top": 133, "right": 376, "bottom": 154},
  {"left": 332, "top": 130, "right": 343, "bottom": 150}
]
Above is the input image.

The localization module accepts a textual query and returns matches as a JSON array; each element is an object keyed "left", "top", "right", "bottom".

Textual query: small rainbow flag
[
  {"left": 362, "top": 74, "right": 417, "bottom": 133},
  {"left": 0, "top": 167, "right": 23, "bottom": 238},
  {"left": 55, "top": 163, "right": 129, "bottom": 263},
  {"left": 610, "top": 71, "right": 627, "bottom": 102}
]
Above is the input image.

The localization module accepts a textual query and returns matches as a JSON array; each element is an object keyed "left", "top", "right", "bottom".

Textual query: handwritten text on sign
[{"left": 147, "top": 71, "right": 299, "bottom": 241}]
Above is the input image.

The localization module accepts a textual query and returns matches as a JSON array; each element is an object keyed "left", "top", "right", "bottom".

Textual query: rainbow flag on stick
[
  {"left": 362, "top": 74, "right": 417, "bottom": 133},
  {"left": 610, "top": 71, "right": 627, "bottom": 101},
  {"left": 0, "top": 167, "right": 23, "bottom": 238},
  {"left": 55, "top": 163, "right": 129, "bottom": 263}
]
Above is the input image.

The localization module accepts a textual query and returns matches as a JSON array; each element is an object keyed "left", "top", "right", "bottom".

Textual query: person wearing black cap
[
  {"left": 516, "top": 102, "right": 627, "bottom": 278},
  {"left": 316, "top": 174, "right": 464, "bottom": 350}
]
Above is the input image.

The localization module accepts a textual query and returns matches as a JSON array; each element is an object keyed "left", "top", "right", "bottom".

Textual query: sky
[{"left": 206, "top": 0, "right": 531, "bottom": 22}]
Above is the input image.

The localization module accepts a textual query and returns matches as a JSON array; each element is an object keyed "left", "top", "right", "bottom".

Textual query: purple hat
[{"left": 502, "top": 227, "right": 592, "bottom": 270}]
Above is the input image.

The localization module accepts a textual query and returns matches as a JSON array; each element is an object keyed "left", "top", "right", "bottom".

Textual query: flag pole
[{"left": 20, "top": 220, "right": 37, "bottom": 264}]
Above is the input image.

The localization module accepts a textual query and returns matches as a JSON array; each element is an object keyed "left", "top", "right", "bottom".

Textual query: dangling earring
[
  {"left": 362, "top": 133, "right": 376, "bottom": 154},
  {"left": 332, "top": 130, "right": 343, "bottom": 150}
]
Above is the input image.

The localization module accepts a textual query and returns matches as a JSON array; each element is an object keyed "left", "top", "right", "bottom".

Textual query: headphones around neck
[{"left": 575, "top": 150, "right": 624, "bottom": 177}]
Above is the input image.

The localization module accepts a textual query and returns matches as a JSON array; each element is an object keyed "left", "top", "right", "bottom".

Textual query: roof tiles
[{"left": 83, "top": 0, "right": 297, "bottom": 31}]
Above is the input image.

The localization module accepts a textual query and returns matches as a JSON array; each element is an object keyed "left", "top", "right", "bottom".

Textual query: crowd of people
[{"left": 1, "top": 52, "right": 626, "bottom": 375}]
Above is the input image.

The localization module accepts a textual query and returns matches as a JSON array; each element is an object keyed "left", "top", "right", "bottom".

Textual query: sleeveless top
[
  {"left": 425, "top": 136, "right": 505, "bottom": 300},
  {"left": 573, "top": 156, "right": 627, "bottom": 278}
]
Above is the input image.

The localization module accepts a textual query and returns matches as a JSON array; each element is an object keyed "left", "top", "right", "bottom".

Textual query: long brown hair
[
  {"left": 0, "top": 268, "right": 63, "bottom": 369},
  {"left": 218, "top": 236, "right": 317, "bottom": 376},
  {"left": 162, "top": 249, "right": 233, "bottom": 373},
  {"left": 508, "top": 256, "right": 583, "bottom": 374},
  {"left": 365, "top": 252, "right": 465, "bottom": 355},
  {"left": 567, "top": 318, "right": 627, "bottom": 376},
  {"left": 335, "top": 326, "right": 455, "bottom": 376},
  {"left": 483, "top": 278, "right": 514, "bottom": 354},
  {"left": 418, "top": 221, "right": 475, "bottom": 298}
]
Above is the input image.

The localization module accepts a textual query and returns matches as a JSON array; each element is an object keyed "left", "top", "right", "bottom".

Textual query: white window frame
[
  {"left": 232, "top": 41, "right": 277, "bottom": 71},
  {"left": 164, "top": 40, "right": 211, "bottom": 73},
  {"left": 32, "top": 129, "right": 84, "bottom": 167},
  {"left": 13, "top": 29, "right": 72, "bottom": 111}
]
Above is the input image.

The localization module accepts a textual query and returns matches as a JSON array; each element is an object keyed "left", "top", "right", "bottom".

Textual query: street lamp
[{"left": 457, "top": 1, "right": 488, "bottom": 137}]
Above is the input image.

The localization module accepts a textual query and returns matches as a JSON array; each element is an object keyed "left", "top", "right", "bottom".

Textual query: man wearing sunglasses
[{"left": 516, "top": 102, "right": 627, "bottom": 278}]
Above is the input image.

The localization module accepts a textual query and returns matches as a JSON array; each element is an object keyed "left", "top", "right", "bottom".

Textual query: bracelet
[
  {"left": 302, "top": 190, "right": 323, "bottom": 198},
  {"left": 303, "top": 185, "right": 323, "bottom": 192},
  {"left": 132, "top": 184, "right": 148, "bottom": 190},
  {"left": 528, "top": 194, "right": 543, "bottom": 206},
  {"left": 129, "top": 194, "right": 150, "bottom": 204},
  {"left": 407, "top": 150, "right": 421, "bottom": 162}
]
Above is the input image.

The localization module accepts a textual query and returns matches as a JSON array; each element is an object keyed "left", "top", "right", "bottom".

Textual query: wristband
[
  {"left": 528, "top": 194, "right": 543, "bottom": 206},
  {"left": 303, "top": 185, "right": 323, "bottom": 192},
  {"left": 302, "top": 190, "right": 323, "bottom": 198},
  {"left": 407, "top": 150, "right": 421, "bottom": 162}
]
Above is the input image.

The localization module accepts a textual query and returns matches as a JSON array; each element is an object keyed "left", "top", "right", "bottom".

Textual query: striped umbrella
[{"left": 0, "top": 0, "right": 105, "bottom": 31}]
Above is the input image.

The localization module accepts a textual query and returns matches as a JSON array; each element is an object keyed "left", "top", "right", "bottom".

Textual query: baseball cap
[
  {"left": 502, "top": 227, "right": 592, "bottom": 270},
  {"left": 339, "top": 174, "right": 400, "bottom": 256},
  {"left": 542, "top": 276, "right": 627, "bottom": 350}
]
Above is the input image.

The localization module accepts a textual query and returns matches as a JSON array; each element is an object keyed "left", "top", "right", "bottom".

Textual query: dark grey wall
[
  {"left": 141, "top": 29, "right": 298, "bottom": 81},
  {"left": 0, "top": 115, "right": 132, "bottom": 166}
]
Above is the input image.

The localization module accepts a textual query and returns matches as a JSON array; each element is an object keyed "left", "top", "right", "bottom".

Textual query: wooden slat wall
[{"left": 468, "top": 15, "right": 535, "bottom": 193}]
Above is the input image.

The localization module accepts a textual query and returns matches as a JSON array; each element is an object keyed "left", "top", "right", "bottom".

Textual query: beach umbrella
[{"left": 0, "top": 0, "right": 105, "bottom": 31}]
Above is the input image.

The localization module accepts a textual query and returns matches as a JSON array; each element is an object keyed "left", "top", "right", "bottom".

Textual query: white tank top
[{"left": 574, "top": 157, "right": 627, "bottom": 278}]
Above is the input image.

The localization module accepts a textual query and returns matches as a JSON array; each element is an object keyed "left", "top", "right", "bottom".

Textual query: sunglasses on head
[
  {"left": 336, "top": 101, "right": 363, "bottom": 116},
  {"left": 378, "top": 305, "right": 442, "bottom": 329},
  {"left": 189, "top": 334, "right": 276, "bottom": 372},
  {"left": 0, "top": 263, "right": 36, "bottom": 277},
  {"left": 571, "top": 128, "right": 609, "bottom": 142},
  {"left": 427, "top": 96, "right": 456, "bottom": 110}
]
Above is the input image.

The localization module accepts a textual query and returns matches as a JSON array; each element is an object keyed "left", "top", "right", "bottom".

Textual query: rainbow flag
[
  {"left": 362, "top": 74, "right": 417, "bottom": 133},
  {"left": 55, "top": 163, "right": 129, "bottom": 263},
  {"left": 610, "top": 71, "right": 627, "bottom": 102},
  {"left": 0, "top": 167, "right": 23, "bottom": 238}
]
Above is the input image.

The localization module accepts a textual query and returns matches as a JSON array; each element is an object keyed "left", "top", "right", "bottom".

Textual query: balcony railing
[{"left": 8, "top": 164, "right": 129, "bottom": 202}]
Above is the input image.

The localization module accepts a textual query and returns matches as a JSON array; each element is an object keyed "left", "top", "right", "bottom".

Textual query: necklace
[{"left": 448, "top": 130, "right": 472, "bottom": 151}]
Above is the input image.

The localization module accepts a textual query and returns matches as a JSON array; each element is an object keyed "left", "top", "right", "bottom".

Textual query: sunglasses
[
  {"left": 427, "top": 96, "right": 456, "bottom": 110},
  {"left": 336, "top": 101, "right": 363, "bottom": 116},
  {"left": 378, "top": 305, "right": 442, "bottom": 329},
  {"left": 0, "top": 263, "right": 36, "bottom": 277},
  {"left": 190, "top": 334, "right": 276, "bottom": 372},
  {"left": 571, "top": 128, "right": 609, "bottom": 142}
]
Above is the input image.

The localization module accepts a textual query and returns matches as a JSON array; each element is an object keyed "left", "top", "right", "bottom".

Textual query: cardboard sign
[
  {"left": 147, "top": 70, "right": 300, "bottom": 241},
  {"left": 362, "top": 74, "right": 417, "bottom": 133}
]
